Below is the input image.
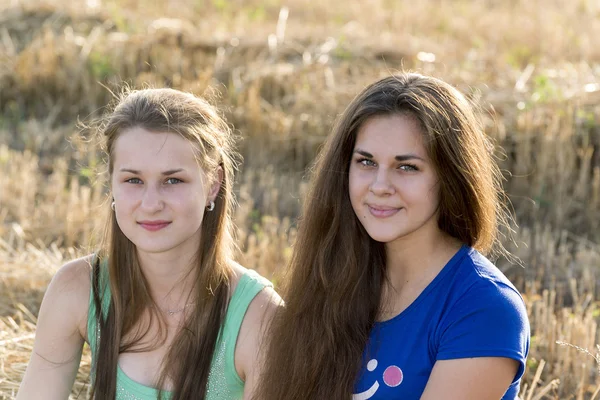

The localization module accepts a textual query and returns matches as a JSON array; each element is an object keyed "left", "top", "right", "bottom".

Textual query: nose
[
  {"left": 369, "top": 168, "right": 395, "bottom": 196},
  {"left": 140, "top": 184, "right": 164, "bottom": 212}
]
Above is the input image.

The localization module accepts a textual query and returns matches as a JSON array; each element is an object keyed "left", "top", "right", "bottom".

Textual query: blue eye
[
  {"left": 399, "top": 164, "right": 418, "bottom": 172},
  {"left": 358, "top": 158, "right": 376, "bottom": 167},
  {"left": 126, "top": 178, "right": 142, "bottom": 184},
  {"left": 165, "top": 178, "right": 183, "bottom": 184}
]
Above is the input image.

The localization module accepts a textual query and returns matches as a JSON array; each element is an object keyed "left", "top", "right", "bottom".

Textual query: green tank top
[{"left": 87, "top": 264, "right": 272, "bottom": 400}]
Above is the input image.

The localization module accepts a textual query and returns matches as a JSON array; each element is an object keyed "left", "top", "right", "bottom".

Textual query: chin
[
  {"left": 363, "top": 229, "right": 404, "bottom": 244},
  {"left": 371, "top": 237, "right": 401, "bottom": 244},
  {"left": 128, "top": 235, "right": 176, "bottom": 251},
  {"left": 133, "top": 243, "right": 173, "bottom": 254}
]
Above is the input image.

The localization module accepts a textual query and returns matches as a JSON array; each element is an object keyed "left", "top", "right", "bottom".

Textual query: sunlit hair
[
  {"left": 90, "top": 88, "right": 239, "bottom": 399},
  {"left": 254, "top": 72, "right": 513, "bottom": 399}
]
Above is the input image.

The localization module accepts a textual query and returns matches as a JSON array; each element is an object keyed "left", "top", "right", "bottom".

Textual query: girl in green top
[{"left": 17, "top": 88, "right": 281, "bottom": 400}]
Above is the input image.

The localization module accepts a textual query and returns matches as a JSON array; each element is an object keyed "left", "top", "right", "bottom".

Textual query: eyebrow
[
  {"left": 395, "top": 154, "right": 425, "bottom": 162},
  {"left": 353, "top": 149, "right": 425, "bottom": 162},
  {"left": 119, "top": 168, "right": 185, "bottom": 175}
]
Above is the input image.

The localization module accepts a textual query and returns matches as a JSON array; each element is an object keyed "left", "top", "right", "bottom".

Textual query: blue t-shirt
[{"left": 353, "top": 246, "right": 529, "bottom": 400}]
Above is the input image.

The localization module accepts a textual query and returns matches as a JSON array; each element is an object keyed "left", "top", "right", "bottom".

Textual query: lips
[
  {"left": 367, "top": 205, "right": 400, "bottom": 218},
  {"left": 138, "top": 220, "right": 171, "bottom": 231}
]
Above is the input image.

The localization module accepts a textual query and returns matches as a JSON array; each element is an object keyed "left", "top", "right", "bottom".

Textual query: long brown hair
[
  {"left": 254, "top": 73, "right": 512, "bottom": 399},
  {"left": 89, "top": 88, "right": 239, "bottom": 399}
]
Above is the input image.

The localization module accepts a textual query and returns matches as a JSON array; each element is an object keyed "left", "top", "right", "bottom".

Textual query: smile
[
  {"left": 138, "top": 221, "right": 171, "bottom": 231},
  {"left": 352, "top": 381, "right": 379, "bottom": 400},
  {"left": 367, "top": 206, "right": 400, "bottom": 218}
]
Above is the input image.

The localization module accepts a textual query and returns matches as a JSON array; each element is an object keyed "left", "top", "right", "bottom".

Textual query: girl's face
[
  {"left": 348, "top": 114, "right": 441, "bottom": 246},
  {"left": 111, "top": 127, "right": 221, "bottom": 257}
]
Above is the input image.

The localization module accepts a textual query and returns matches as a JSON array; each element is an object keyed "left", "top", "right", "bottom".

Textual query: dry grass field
[{"left": 1, "top": 0, "right": 600, "bottom": 398}]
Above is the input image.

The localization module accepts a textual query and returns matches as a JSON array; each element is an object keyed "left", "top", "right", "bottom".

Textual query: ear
[{"left": 208, "top": 166, "right": 224, "bottom": 203}]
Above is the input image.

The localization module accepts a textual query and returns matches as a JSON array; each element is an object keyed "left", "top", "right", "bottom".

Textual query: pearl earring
[{"left": 206, "top": 201, "right": 215, "bottom": 211}]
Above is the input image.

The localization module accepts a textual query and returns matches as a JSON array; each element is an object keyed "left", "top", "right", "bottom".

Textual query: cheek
[
  {"left": 424, "top": 179, "right": 441, "bottom": 204},
  {"left": 118, "top": 185, "right": 139, "bottom": 198},
  {"left": 168, "top": 192, "right": 206, "bottom": 224},
  {"left": 349, "top": 169, "right": 369, "bottom": 194},
  {"left": 348, "top": 187, "right": 366, "bottom": 219},
  {"left": 183, "top": 205, "right": 206, "bottom": 233},
  {"left": 411, "top": 182, "right": 441, "bottom": 217},
  {"left": 348, "top": 178, "right": 362, "bottom": 209},
  {"left": 115, "top": 190, "right": 141, "bottom": 212},
  {"left": 401, "top": 177, "right": 438, "bottom": 201}
]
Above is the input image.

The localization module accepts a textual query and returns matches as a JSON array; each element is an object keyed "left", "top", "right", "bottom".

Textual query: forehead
[
  {"left": 354, "top": 114, "right": 426, "bottom": 156},
  {"left": 112, "top": 127, "right": 198, "bottom": 168}
]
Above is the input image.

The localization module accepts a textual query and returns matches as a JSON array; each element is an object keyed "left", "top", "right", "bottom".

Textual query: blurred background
[{"left": 1, "top": 0, "right": 599, "bottom": 398}]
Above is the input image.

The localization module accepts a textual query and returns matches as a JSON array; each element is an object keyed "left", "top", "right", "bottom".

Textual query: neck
[
  {"left": 136, "top": 247, "right": 198, "bottom": 307},
  {"left": 377, "top": 224, "right": 462, "bottom": 321},
  {"left": 384, "top": 224, "right": 462, "bottom": 292}
]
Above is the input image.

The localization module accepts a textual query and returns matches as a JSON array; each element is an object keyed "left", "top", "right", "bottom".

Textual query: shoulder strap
[{"left": 222, "top": 269, "right": 273, "bottom": 382}]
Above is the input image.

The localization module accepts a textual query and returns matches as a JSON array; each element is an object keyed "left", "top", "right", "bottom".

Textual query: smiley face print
[{"left": 352, "top": 359, "right": 404, "bottom": 400}]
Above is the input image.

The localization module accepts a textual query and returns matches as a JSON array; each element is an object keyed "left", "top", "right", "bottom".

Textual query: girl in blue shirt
[{"left": 255, "top": 73, "right": 530, "bottom": 399}]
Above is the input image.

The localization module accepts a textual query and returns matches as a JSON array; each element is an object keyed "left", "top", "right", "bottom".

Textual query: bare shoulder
[
  {"left": 228, "top": 260, "right": 282, "bottom": 310},
  {"left": 50, "top": 255, "right": 93, "bottom": 306},
  {"left": 231, "top": 262, "right": 282, "bottom": 382},
  {"left": 53, "top": 254, "right": 94, "bottom": 287},
  {"left": 248, "top": 284, "right": 282, "bottom": 315},
  {"left": 16, "top": 256, "right": 94, "bottom": 399},
  {"left": 45, "top": 254, "right": 94, "bottom": 337}
]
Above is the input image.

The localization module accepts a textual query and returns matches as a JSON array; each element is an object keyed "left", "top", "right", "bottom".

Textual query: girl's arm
[
  {"left": 421, "top": 357, "right": 519, "bottom": 399},
  {"left": 16, "top": 257, "right": 92, "bottom": 400},
  {"left": 420, "top": 275, "right": 529, "bottom": 400}
]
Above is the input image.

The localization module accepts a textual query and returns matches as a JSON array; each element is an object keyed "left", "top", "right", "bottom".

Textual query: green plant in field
[
  {"left": 435, "top": 17, "right": 451, "bottom": 36},
  {"left": 79, "top": 167, "right": 94, "bottom": 179},
  {"left": 576, "top": 109, "right": 597, "bottom": 129},
  {"left": 505, "top": 44, "right": 535, "bottom": 69},
  {"left": 332, "top": 13, "right": 346, "bottom": 26},
  {"left": 106, "top": 2, "right": 134, "bottom": 33},
  {"left": 0, "top": 150, "right": 8, "bottom": 165},
  {"left": 248, "top": 209, "right": 263, "bottom": 234},
  {"left": 531, "top": 73, "right": 563, "bottom": 103},
  {"left": 533, "top": 182, "right": 552, "bottom": 209},
  {"left": 246, "top": 5, "right": 267, "bottom": 22},
  {"left": 212, "top": 0, "right": 230, "bottom": 14},
  {"left": 333, "top": 35, "right": 353, "bottom": 60},
  {"left": 526, "top": 356, "right": 539, "bottom": 372},
  {"left": 4, "top": 101, "right": 24, "bottom": 128},
  {"left": 251, "top": 222, "right": 264, "bottom": 239},
  {"left": 194, "top": 0, "right": 234, "bottom": 19},
  {"left": 471, "top": 36, "right": 485, "bottom": 50},
  {"left": 77, "top": 151, "right": 104, "bottom": 187},
  {"left": 88, "top": 51, "right": 114, "bottom": 80}
]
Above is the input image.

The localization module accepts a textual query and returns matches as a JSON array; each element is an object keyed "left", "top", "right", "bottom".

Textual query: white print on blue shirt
[{"left": 352, "top": 359, "right": 403, "bottom": 400}]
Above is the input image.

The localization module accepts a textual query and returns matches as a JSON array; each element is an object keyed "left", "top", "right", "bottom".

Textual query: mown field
[{"left": 1, "top": 0, "right": 600, "bottom": 398}]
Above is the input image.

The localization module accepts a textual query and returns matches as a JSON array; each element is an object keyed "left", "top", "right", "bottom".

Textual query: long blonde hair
[{"left": 90, "top": 88, "right": 239, "bottom": 399}]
